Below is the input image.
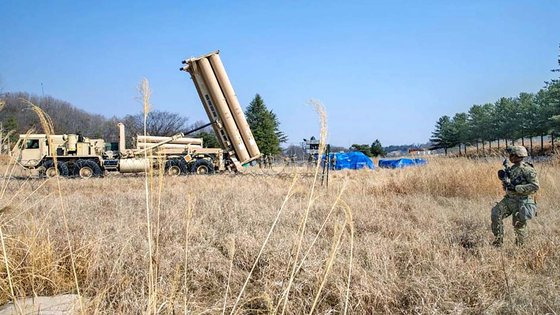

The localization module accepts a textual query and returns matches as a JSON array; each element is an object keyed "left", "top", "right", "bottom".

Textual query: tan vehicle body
[
  {"left": 11, "top": 50, "right": 260, "bottom": 177},
  {"left": 13, "top": 134, "right": 103, "bottom": 168},
  {"left": 12, "top": 126, "right": 226, "bottom": 177}
]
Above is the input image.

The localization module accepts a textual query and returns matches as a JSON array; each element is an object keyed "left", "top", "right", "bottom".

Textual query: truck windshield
[{"left": 26, "top": 139, "right": 40, "bottom": 149}]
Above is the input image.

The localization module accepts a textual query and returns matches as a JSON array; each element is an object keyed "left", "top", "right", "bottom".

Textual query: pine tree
[
  {"left": 349, "top": 144, "right": 373, "bottom": 157},
  {"left": 193, "top": 131, "right": 220, "bottom": 148},
  {"left": 468, "top": 104, "right": 493, "bottom": 154},
  {"left": 4, "top": 116, "right": 18, "bottom": 143},
  {"left": 430, "top": 115, "right": 457, "bottom": 155},
  {"left": 370, "top": 139, "right": 386, "bottom": 157},
  {"left": 547, "top": 46, "right": 560, "bottom": 137},
  {"left": 245, "top": 94, "right": 285, "bottom": 155}
]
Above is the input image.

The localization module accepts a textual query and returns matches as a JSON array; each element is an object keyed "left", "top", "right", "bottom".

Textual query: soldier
[
  {"left": 491, "top": 145, "right": 539, "bottom": 247},
  {"left": 330, "top": 154, "right": 337, "bottom": 170}
]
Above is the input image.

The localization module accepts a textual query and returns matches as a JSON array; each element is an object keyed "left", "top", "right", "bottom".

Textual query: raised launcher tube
[{"left": 180, "top": 51, "right": 261, "bottom": 169}]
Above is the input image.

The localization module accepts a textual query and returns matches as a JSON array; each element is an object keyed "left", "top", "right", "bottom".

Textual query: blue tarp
[
  {"left": 378, "top": 158, "right": 427, "bottom": 169},
  {"left": 322, "top": 151, "right": 374, "bottom": 170}
]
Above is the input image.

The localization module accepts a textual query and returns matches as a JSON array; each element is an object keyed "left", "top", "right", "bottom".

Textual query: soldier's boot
[{"left": 492, "top": 237, "right": 503, "bottom": 248}]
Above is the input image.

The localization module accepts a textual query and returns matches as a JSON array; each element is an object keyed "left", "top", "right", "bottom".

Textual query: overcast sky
[{"left": 1, "top": 1, "right": 558, "bottom": 147}]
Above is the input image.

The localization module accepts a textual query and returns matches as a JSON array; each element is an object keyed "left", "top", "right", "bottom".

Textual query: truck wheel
[
  {"left": 191, "top": 159, "right": 214, "bottom": 175},
  {"left": 177, "top": 159, "right": 189, "bottom": 175},
  {"left": 74, "top": 160, "right": 103, "bottom": 178},
  {"left": 165, "top": 160, "right": 181, "bottom": 176},
  {"left": 43, "top": 160, "right": 69, "bottom": 178},
  {"left": 165, "top": 159, "right": 189, "bottom": 176},
  {"left": 64, "top": 161, "right": 75, "bottom": 177}
]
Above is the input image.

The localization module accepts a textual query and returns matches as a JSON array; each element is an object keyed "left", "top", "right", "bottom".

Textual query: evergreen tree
[
  {"left": 4, "top": 116, "right": 18, "bottom": 143},
  {"left": 270, "top": 110, "right": 288, "bottom": 143},
  {"left": 468, "top": 104, "right": 493, "bottom": 154},
  {"left": 370, "top": 139, "right": 386, "bottom": 157},
  {"left": 546, "top": 82, "right": 560, "bottom": 144},
  {"left": 451, "top": 113, "right": 469, "bottom": 155},
  {"left": 193, "top": 130, "right": 220, "bottom": 148},
  {"left": 494, "top": 97, "right": 519, "bottom": 145},
  {"left": 430, "top": 115, "right": 457, "bottom": 155},
  {"left": 245, "top": 94, "right": 284, "bottom": 155},
  {"left": 517, "top": 92, "right": 537, "bottom": 147},
  {"left": 349, "top": 144, "right": 373, "bottom": 157}
]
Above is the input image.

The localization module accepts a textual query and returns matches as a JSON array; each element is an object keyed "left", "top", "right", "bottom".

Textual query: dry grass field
[{"left": 0, "top": 157, "right": 559, "bottom": 314}]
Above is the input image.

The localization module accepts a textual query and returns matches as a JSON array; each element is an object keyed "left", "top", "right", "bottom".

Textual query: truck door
[{"left": 20, "top": 139, "right": 43, "bottom": 167}]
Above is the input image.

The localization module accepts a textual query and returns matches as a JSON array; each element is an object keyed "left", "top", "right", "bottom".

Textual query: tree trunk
[
  {"left": 552, "top": 133, "right": 555, "bottom": 152},
  {"left": 476, "top": 141, "right": 479, "bottom": 156},
  {"left": 521, "top": 137, "right": 525, "bottom": 146},
  {"left": 482, "top": 141, "right": 486, "bottom": 156},
  {"left": 464, "top": 144, "right": 467, "bottom": 156},
  {"left": 541, "top": 134, "right": 544, "bottom": 155},
  {"left": 444, "top": 147, "right": 448, "bottom": 156},
  {"left": 497, "top": 139, "right": 500, "bottom": 149},
  {"left": 530, "top": 137, "right": 533, "bottom": 156}
]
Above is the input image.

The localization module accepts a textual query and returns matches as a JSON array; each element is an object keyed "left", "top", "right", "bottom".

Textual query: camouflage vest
[{"left": 506, "top": 162, "right": 539, "bottom": 198}]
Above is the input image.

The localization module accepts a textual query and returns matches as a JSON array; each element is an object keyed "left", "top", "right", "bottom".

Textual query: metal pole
[
  {"left": 321, "top": 152, "right": 326, "bottom": 186},
  {"left": 183, "top": 120, "right": 215, "bottom": 136},
  {"left": 0, "top": 122, "right": 3, "bottom": 155},
  {"left": 325, "top": 144, "right": 330, "bottom": 188}
]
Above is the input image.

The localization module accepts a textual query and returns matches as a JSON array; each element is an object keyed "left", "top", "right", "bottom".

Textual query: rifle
[{"left": 497, "top": 159, "right": 515, "bottom": 191}]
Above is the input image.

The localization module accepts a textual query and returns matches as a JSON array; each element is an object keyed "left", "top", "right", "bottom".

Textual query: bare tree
[{"left": 122, "top": 110, "right": 190, "bottom": 137}]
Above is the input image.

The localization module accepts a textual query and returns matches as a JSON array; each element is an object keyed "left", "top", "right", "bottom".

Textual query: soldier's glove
[
  {"left": 497, "top": 170, "right": 507, "bottom": 180},
  {"left": 497, "top": 170, "right": 515, "bottom": 191}
]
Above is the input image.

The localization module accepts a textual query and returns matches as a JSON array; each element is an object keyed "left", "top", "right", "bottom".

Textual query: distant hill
[
  {"left": 1, "top": 92, "right": 119, "bottom": 141},
  {"left": 0, "top": 91, "right": 214, "bottom": 147}
]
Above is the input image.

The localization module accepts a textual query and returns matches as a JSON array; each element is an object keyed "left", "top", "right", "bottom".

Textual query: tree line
[
  {"left": 349, "top": 140, "right": 386, "bottom": 157},
  {"left": 431, "top": 53, "right": 560, "bottom": 156}
]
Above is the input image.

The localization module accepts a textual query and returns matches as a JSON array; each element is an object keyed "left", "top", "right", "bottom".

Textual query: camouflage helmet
[{"left": 506, "top": 145, "right": 528, "bottom": 157}]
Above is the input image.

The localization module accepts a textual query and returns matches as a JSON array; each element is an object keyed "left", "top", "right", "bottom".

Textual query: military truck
[
  {"left": 12, "top": 123, "right": 226, "bottom": 178},
  {"left": 13, "top": 133, "right": 107, "bottom": 178},
  {"left": 11, "top": 50, "right": 261, "bottom": 178}
]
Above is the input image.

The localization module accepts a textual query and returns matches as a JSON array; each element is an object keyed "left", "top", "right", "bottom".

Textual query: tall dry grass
[
  {"left": 0, "top": 156, "right": 559, "bottom": 314},
  {"left": 1, "top": 98, "right": 84, "bottom": 313}
]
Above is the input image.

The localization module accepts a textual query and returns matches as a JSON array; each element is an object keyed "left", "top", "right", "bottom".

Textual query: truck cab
[
  {"left": 12, "top": 134, "right": 105, "bottom": 178},
  {"left": 13, "top": 135, "right": 50, "bottom": 168}
]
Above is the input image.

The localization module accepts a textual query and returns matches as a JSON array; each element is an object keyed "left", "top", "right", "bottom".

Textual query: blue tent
[
  {"left": 322, "top": 151, "right": 374, "bottom": 170},
  {"left": 378, "top": 158, "right": 427, "bottom": 169}
]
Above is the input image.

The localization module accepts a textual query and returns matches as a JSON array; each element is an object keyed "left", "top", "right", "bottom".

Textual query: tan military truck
[
  {"left": 12, "top": 124, "right": 226, "bottom": 178},
  {"left": 11, "top": 50, "right": 261, "bottom": 178},
  {"left": 12, "top": 133, "right": 106, "bottom": 178}
]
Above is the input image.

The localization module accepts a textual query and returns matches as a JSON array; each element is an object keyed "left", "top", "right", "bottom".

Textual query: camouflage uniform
[{"left": 491, "top": 146, "right": 539, "bottom": 246}]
